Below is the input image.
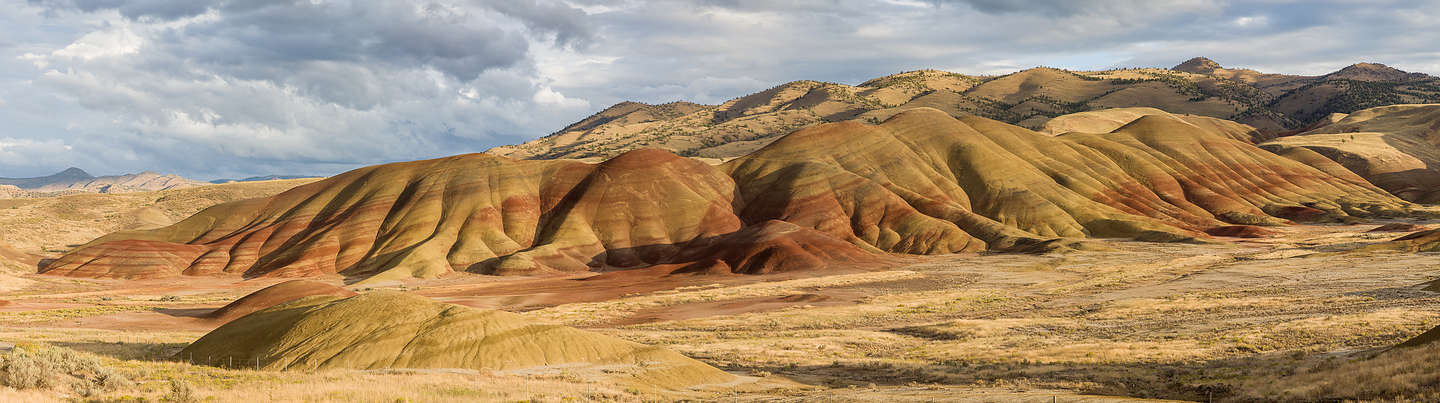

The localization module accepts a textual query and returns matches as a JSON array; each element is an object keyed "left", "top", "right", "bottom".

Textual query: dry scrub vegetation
[
  {"left": 0, "top": 178, "right": 315, "bottom": 256},
  {"left": 3, "top": 222, "right": 1440, "bottom": 401},
  {"left": 541, "top": 222, "right": 1440, "bottom": 401},
  {"left": 0, "top": 340, "right": 702, "bottom": 402}
]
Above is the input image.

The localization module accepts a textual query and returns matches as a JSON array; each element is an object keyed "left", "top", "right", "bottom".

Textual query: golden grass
[
  {"left": 0, "top": 178, "right": 316, "bottom": 256},
  {"left": 1238, "top": 343, "right": 1440, "bottom": 402},
  {"left": 0, "top": 305, "right": 162, "bottom": 324},
  {"left": 0, "top": 343, "right": 667, "bottom": 402},
  {"left": 4, "top": 222, "right": 1440, "bottom": 401}
]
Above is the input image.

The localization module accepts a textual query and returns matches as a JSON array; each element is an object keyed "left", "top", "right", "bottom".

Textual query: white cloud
[
  {"left": 0, "top": 0, "right": 1438, "bottom": 180},
  {"left": 51, "top": 25, "right": 142, "bottom": 61},
  {"left": 1232, "top": 15, "right": 1269, "bottom": 27}
]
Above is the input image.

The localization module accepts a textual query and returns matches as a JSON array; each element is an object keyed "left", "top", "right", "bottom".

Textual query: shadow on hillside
[
  {"left": 53, "top": 340, "right": 187, "bottom": 362},
  {"left": 155, "top": 307, "right": 213, "bottom": 318},
  {"left": 34, "top": 258, "right": 55, "bottom": 274},
  {"left": 720, "top": 347, "right": 1370, "bottom": 402}
]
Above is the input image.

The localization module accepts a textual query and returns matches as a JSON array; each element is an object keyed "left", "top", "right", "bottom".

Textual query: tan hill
[
  {"left": 490, "top": 58, "right": 1440, "bottom": 161},
  {"left": 0, "top": 240, "right": 40, "bottom": 272},
  {"left": 1364, "top": 229, "right": 1440, "bottom": 253},
  {"left": 0, "top": 168, "right": 207, "bottom": 194},
  {"left": 0, "top": 178, "right": 319, "bottom": 256},
  {"left": 1367, "top": 222, "right": 1428, "bottom": 233},
  {"left": 1261, "top": 104, "right": 1440, "bottom": 203},
  {"left": 204, "top": 280, "right": 356, "bottom": 322},
  {"left": 177, "top": 290, "right": 733, "bottom": 388},
  {"left": 1171, "top": 56, "right": 1314, "bottom": 96},
  {"left": 0, "top": 185, "right": 24, "bottom": 198},
  {"left": 40, "top": 109, "right": 1417, "bottom": 281},
  {"left": 1325, "top": 62, "right": 1431, "bottom": 82},
  {"left": 1038, "top": 107, "right": 1262, "bottom": 141},
  {"left": 37, "top": 171, "right": 208, "bottom": 193}
]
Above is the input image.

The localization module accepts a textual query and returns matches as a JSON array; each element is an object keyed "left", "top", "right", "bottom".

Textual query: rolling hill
[
  {"left": 0, "top": 167, "right": 207, "bottom": 195},
  {"left": 40, "top": 109, "right": 1416, "bottom": 281},
  {"left": 179, "top": 290, "right": 733, "bottom": 388},
  {"left": 1261, "top": 104, "right": 1440, "bottom": 203},
  {"left": 0, "top": 178, "right": 320, "bottom": 256},
  {"left": 490, "top": 58, "right": 1440, "bottom": 161}
]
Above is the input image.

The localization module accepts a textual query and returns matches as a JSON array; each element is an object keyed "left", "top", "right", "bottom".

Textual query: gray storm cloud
[{"left": 0, "top": 0, "right": 1437, "bottom": 179}]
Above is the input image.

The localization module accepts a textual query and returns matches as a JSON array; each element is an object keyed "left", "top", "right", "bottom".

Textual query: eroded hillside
[{"left": 41, "top": 109, "right": 1417, "bottom": 282}]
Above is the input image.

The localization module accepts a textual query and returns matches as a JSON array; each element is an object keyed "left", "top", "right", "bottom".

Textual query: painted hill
[
  {"left": 205, "top": 280, "right": 356, "bottom": 322},
  {"left": 40, "top": 109, "right": 1416, "bottom": 281},
  {"left": 0, "top": 167, "right": 207, "bottom": 195},
  {"left": 39, "top": 147, "right": 879, "bottom": 280},
  {"left": 490, "top": 58, "right": 1440, "bottom": 161},
  {"left": 1261, "top": 104, "right": 1440, "bottom": 203},
  {"left": 177, "top": 291, "right": 734, "bottom": 388}
]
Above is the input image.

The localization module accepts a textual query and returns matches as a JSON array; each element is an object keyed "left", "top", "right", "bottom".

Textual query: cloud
[
  {"left": 6, "top": 0, "right": 597, "bottom": 178},
  {"left": 1, "top": 0, "right": 1438, "bottom": 180}
]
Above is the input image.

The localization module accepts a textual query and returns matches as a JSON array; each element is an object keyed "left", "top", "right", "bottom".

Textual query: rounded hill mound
[
  {"left": 205, "top": 280, "right": 356, "bottom": 322},
  {"left": 177, "top": 291, "right": 733, "bottom": 388}
]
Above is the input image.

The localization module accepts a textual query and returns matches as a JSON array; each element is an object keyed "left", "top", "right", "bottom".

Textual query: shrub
[
  {"left": 0, "top": 345, "right": 132, "bottom": 396},
  {"left": 164, "top": 378, "right": 197, "bottom": 402}
]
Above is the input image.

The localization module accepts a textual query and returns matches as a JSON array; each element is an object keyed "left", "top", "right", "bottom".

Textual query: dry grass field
[
  {"left": 0, "top": 178, "right": 318, "bottom": 257},
  {"left": 3, "top": 218, "right": 1439, "bottom": 401}
]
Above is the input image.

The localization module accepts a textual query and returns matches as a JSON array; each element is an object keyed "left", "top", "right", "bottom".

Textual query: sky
[{"left": 1, "top": 0, "right": 1438, "bottom": 180}]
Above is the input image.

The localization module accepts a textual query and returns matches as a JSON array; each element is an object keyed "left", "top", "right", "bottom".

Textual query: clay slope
[
  {"left": 492, "top": 58, "right": 1439, "bottom": 161},
  {"left": 1261, "top": 104, "right": 1440, "bottom": 203},
  {"left": 724, "top": 109, "right": 1408, "bottom": 253},
  {"left": 1364, "top": 229, "right": 1440, "bottom": 253},
  {"left": 42, "top": 109, "right": 1415, "bottom": 281},
  {"left": 205, "top": 280, "right": 356, "bottom": 322},
  {"left": 42, "top": 149, "right": 872, "bottom": 279},
  {"left": 178, "top": 291, "right": 733, "bottom": 387}
]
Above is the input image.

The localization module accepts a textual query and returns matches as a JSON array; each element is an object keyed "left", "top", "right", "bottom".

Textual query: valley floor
[{"left": 2, "top": 221, "right": 1439, "bottom": 402}]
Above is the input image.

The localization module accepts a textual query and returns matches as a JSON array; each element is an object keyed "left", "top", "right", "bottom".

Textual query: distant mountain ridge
[
  {"left": 490, "top": 57, "right": 1440, "bottom": 161},
  {"left": 210, "top": 175, "right": 322, "bottom": 184},
  {"left": 0, "top": 167, "right": 206, "bottom": 195},
  {"left": 0, "top": 167, "right": 94, "bottom": 189}
]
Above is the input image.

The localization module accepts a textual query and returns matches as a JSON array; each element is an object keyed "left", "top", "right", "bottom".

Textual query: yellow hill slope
[
  {"left": 177, "top": 291, "right": 733, "bottom": 388},
  {"left": 724, "top": 109, "right": 1410, "bottom": 253},
  {"left": 1040, "top": 107, "right": 1262, "bottom": 142},
  {"left": 1262, "top": 104, "right": 1440, "bottom": 203}
]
